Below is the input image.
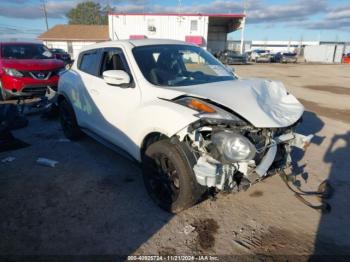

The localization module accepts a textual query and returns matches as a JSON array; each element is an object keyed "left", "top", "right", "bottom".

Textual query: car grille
[
  {"left": 21, "top": 69, "right": 61, "bottom": 80},
  {"left": 22, "top": 85, "right": 48, "bottom": 95}
]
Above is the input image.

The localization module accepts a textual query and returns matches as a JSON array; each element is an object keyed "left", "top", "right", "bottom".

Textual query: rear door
[{"left": 73, "top": 49, "right": 102, "bottom": 129}]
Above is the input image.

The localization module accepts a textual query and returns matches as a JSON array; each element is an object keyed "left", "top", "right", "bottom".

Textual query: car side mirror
[{"left": 103, "top": 70, "right": 130, "bottom": 86}]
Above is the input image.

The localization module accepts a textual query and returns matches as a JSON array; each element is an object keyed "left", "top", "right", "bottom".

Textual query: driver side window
[{"left": 99, "top": 48, "right": 131, "bottom": 77}]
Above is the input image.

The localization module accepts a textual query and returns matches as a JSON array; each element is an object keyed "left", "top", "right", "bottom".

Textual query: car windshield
[
  {"left": 1, "top": 43, "right": 53, "bottom": 59},
  {"left": 132, "top": 44, "right": 235, "bottom": 87}
]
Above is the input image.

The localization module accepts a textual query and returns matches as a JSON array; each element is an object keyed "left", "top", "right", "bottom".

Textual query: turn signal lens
[{"left": 187, "top": 99, "right": 215, "bottom": 113}]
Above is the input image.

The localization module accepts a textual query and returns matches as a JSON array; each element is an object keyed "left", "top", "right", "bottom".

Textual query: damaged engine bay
[{"left": 177, "top": 112, "right": 313, "bottom": 194}]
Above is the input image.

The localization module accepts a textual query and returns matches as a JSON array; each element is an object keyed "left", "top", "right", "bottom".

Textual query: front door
[{"left": 79, "top": 47, "right": 141, "bottom": 152}]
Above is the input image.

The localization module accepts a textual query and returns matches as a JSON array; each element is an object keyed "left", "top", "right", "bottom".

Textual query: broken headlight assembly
[
  {"left": 211, "top": 130, "right": 256, "bottom": 163},
  {"left": 173, "top": 96, "right": 242, "bottom": 122}
]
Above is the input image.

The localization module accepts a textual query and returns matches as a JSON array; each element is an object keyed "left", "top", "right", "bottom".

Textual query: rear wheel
[
  {"left": 59, "top": 99, "right": 82, "bottom": 140},
  {"left": 142, "top": 140, "right": 204, "bottom": 213}
]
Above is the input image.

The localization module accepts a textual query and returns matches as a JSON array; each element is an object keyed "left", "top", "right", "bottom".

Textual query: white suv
[{"left": 58, "top": 39, "right": 312, "bottom": 213}]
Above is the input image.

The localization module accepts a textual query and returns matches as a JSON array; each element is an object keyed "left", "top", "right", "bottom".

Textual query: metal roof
[{"left": 109, "top": 12, "right": 245, "bottom": 18}]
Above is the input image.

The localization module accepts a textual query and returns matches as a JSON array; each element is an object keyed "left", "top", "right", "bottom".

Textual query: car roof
[
  {"left": 79, "top": 39, "right": 193, "bottom": 53},
  {"left": 129, "top": 39, "right": 190, "bottom": 46}
]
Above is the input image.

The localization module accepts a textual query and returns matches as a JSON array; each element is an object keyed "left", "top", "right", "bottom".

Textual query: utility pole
[
  {"left": 299, "top": 34, "right": 303, "bottom": 56},
  {"left": 42, "top": 0, "right": 49, "bottom": 31},
  {"left": 240, "top": 0, "right": 247, "bottom": 54},
  {"left": 288, "top": 36, "right": 291, "bottom": 52}
]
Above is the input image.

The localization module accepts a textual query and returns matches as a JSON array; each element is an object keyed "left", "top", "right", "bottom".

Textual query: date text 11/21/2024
[{"left": 127, "top": 255, "right": 219, "bottom": 261}]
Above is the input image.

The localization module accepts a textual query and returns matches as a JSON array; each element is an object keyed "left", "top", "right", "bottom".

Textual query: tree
[{"left": 66, "top": 1, "right": 113, "bottom": 25}]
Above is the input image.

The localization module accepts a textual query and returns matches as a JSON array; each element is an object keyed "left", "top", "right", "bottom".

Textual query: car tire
[
  {"left": 59, "top": 99, "right": 82, "bottom": 140},
  {"left": 142, "top": 139, "right": 205, "bottom": 213},
  {"left": 0, "top": 80, "right": 8, "bottom": 101}
]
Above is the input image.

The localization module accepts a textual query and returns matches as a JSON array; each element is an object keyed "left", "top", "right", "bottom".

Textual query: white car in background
[
  {"left": 58, "top": 39, "right": 312, "bottom": 213},
  {"left": 250, "top": 49, "right": 272, "bottom": 63}
]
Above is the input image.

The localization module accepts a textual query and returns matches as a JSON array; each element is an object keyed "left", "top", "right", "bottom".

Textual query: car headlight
[
  {"left": 212, "top": 130, "right": 256, "bottom": 163},
  {"left": 174, "top": 97, "right": 242, "bottom": 122},
  {"left": 3, "top": 68, "right": 23, "bottom": 78}
]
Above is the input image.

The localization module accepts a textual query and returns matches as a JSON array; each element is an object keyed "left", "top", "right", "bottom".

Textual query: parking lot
[{"left": 0, "top": 63, "right": 349, "bottom": 258}]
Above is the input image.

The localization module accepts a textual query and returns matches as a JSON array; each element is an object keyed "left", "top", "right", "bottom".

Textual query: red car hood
[{"left": 1, "top": 59, "right": 64, "bottom": 71}]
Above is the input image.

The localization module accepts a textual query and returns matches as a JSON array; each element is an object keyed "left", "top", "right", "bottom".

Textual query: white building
[
  {"left": 38, "top": 25, "right": 109, "bottom": 58},
  {"left": 228, "top": 40, "right": 320, "bottom": 53},
  {"left": 249, "top": 40, "right": 319, "bottom": 53},
  {"left": 108, "top": 13, "right": 245, "bottom": 53}
]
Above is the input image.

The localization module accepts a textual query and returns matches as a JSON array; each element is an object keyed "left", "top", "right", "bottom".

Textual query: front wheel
[{"left": 142, "top": 140, "right": 205, "bottom": 213}]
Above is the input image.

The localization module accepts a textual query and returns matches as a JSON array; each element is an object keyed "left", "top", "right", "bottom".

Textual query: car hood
[
  {"left": 1, "top": 59, "right": 64, "bottom": 71},
  {"left": 168, "top": 78, "right": 304, "bottom": 128}
]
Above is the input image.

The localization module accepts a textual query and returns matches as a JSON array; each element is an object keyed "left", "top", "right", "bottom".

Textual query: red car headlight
[{"left": 3, "top": 68, "right": 24, "bottom": 78}]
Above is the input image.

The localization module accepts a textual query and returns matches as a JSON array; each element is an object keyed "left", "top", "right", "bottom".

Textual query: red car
[{"left": 0, "top": 42, "right": 65, "bottom": 100}]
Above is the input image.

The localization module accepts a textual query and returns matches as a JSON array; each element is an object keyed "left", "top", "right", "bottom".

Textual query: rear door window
[{"left": 79, "top": 50, "right": 100, "bottom": 76}]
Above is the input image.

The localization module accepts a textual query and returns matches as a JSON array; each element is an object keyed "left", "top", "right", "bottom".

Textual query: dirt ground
[{"left": 0, "top": 64, "right": 349, "bottom": 260}]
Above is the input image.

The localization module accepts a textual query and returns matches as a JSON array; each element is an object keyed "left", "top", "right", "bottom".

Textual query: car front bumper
[
  {"left": 193, "top": 132, "right": 313, "bottom": 191},
  {"left": 1, "top": 75, "right": 59, "bottom": 98}
]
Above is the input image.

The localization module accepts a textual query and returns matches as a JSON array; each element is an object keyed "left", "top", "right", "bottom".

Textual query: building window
[
  {"left": 190, "top": 20, "right": 198, "bottom": 31},
  {"left": 147, "top": 19, "right": 156, "bottom": 33}
]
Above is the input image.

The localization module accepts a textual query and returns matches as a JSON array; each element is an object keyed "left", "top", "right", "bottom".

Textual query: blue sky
[{"left": 0, "top": 0, "right": 349, "bottom": 41}]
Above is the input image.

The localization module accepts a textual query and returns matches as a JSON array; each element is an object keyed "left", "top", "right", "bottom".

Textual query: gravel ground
[{"left": 0, "top": 64, "right": 349, "bottom": 260}]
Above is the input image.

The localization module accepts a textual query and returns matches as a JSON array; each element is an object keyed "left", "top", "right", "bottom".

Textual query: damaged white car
[{"left": 58, "top": 39, "right": 313, "bottom": 213}]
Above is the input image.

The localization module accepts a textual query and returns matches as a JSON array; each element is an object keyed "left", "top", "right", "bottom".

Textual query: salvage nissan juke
[{"left": 57, "top": 39, "right": 313, "bottom": 213}]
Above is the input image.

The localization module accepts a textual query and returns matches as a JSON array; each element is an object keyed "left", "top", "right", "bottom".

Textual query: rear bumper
[
  {"left": 282, "top": 57, "right": 298, "bottom": 63},
  {"left": 1, "top": 75, "right": 59, "bottom": 97},
  {"left": 227, "top": 59, "right": 247, "bottom": 64},
  {"left": 226, "top": 57, "right": 247, "bottom": 64},
  {"left": 256, "top": 57, "right": 271, "bottom": 62}
]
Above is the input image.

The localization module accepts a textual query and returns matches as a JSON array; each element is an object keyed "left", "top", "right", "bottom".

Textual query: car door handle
[{"left": 90, "top": 89, "right": 99, "bottom": 95}]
